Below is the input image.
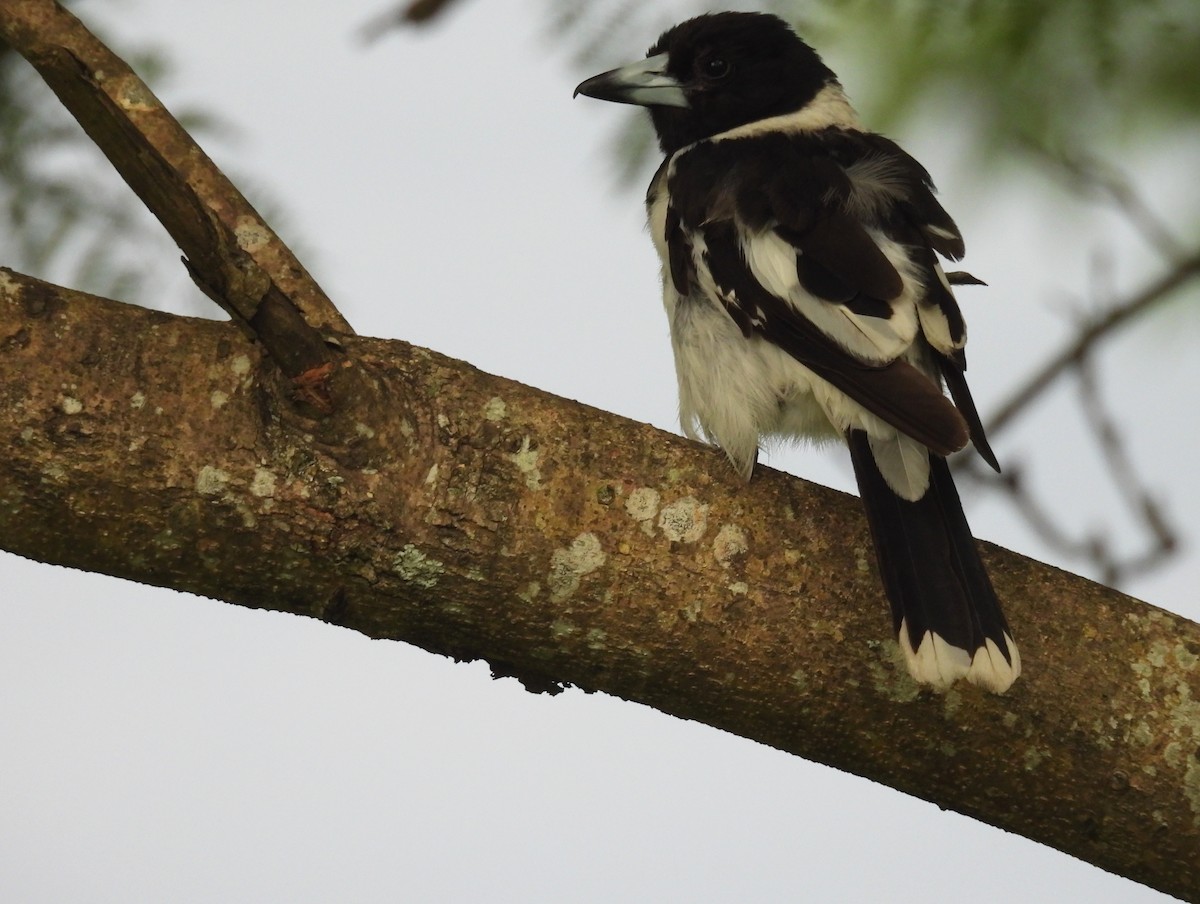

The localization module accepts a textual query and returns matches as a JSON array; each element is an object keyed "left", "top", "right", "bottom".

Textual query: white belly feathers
[{"left": 648, "top": 155, "right": 937, "bottom": 499}]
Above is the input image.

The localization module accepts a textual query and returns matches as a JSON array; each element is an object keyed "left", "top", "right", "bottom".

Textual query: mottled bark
[
  {"left": 2, "top": 270, "right": 1198, "bottom": 901},
  {"left": 2, "top": 0, "right": 1199, "bottom": 899}
]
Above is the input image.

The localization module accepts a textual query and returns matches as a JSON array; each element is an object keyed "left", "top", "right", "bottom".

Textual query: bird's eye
[{"left": 700, "top": 56, "right": 731, "bottom": 80}]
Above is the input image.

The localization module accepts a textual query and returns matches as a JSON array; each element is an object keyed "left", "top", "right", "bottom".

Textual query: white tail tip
[{"left": 898, "top": 619, "right": 1020, "bottom": 694}]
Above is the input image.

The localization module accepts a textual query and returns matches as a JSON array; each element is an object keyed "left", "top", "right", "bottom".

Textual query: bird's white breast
[{"left": 647, "top": 135, "right": 938, "bottom": 497}]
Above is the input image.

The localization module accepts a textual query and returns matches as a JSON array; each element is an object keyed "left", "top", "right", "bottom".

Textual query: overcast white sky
[{"left": 2, "top": 1, "right": 1197, "bottom": 901}]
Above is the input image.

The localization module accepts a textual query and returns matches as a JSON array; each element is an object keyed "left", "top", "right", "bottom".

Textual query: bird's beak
[{"left": 573, "top": 53, "right": 689, "bottom": 109}]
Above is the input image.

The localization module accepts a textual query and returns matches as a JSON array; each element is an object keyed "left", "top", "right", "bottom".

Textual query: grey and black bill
[{"left": 575, "top": 12, "right": 1020, "bottom": 692}]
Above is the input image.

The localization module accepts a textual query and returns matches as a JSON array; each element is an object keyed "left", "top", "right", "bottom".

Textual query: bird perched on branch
[{"left": 575, "top": 11, "right": 1020, "bottom": 692}]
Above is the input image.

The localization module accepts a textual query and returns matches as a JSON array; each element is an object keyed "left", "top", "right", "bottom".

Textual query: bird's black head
[{"left": 574, "top": 12, "right": 838, "bottom": 154}]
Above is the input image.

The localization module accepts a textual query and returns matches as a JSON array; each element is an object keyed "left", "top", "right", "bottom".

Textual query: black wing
[{"left": 665, "top": 130, "right": 996, "bottom": 464}]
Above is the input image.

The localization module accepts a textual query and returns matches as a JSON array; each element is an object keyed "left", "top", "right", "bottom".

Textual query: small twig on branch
[
  {"left": 1030, "top": 145, "right": 1188, "bottom": 264},
  {"left": 0, "top": 0, "right": 417, "bottom": 454},
  {"left": 961, "top": 166, "right": 1193, "bottom": 585},
  {"left": 0, "top": 0, "right": 350, "bottom": 390},
  {"left": 963, "top": 351, "right": 1178, "bottom": 586},
  {"left": 987, "top": 246, "right": 1200, "bottom": 437},
  {"left": 1075, "top": 356, "right": 1176, "bottom": 584},
  {"left": 962, "top": 456, "right": 1106, "bottom": 562}
]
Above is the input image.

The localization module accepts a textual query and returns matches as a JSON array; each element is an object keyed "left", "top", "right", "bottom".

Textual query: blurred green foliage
[
  {"left": 3, "top": 1, "right": 1196, "bottom": 301},
  {"left": 550, "top": 0, "right": 1200, "bottom": 189},
  {"left": 542, "top": 0, "right": 1198, "bottom": 582},
  {"left": 798, "top": 0, "right": 1200, "bottom": 154}
]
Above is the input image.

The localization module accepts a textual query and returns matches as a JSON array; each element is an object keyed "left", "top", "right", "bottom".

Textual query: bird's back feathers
[
  {"left": 646, "top": 95, "right": 1017, "bottom": 690},
  {"left": 580, "top": 10, "right": 1018, "bottom": 691},
  {"left": 653, "top": 128, "right": 979, "bottom": 463}
]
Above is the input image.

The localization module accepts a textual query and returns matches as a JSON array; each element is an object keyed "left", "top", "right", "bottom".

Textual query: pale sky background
[{"left": 2, "top": 1, "right": 1198, "bottom": 901}]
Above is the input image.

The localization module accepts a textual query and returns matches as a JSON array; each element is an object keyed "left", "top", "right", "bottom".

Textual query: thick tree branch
[
  {"left": 4, "top": 2, "right": 1199, "bottom": 897},
  {"left": 2, "top": 270, "right": 1199, "bottom": 902}
]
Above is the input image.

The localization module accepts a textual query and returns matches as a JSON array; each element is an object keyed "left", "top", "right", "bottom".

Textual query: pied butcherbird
[{"left": 575, "top": 11, "right": 1020, "bottom": 692}]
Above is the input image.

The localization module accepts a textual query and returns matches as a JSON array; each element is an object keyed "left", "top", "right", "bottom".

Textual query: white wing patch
[
  {"left": 916, "top": 261, "right": 966, "bottom": 355},
  {"left": 739, "top": 227, "right": 920, "bottom": 364},
  {"left": 868, "top": 431, "right": 931, "bottom": 501},
  {"left": 842, "top": 155, "right": 910, "bottom": 220},
  {"left": 648, "top": 142, "right": 955, "bottom": 480}
]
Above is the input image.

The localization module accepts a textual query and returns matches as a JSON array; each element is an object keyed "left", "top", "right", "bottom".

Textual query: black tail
[{"left": 847, "top": 429, "right": 1020, "bottom": 692}]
